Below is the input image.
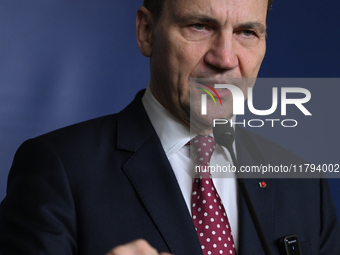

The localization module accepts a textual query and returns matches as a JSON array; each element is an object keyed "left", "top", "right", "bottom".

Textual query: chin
[{"left": 189, "top": 111, "right": 233, "bottom": 135}]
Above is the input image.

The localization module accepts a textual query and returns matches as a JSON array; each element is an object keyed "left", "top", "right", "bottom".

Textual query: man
[{"left": 0, "top": 0, "right": 339, "bottom": 255}]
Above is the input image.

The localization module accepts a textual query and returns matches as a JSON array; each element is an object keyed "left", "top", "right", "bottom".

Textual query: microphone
[
  {"left": 213, "top": 123, "right": 273, "bottom": 255},
  {"left": 213, "top": 122, "right": 237, "bottom": 169}
]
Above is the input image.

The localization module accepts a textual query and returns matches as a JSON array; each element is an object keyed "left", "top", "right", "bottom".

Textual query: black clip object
[{"left": 279, "top": 235, "right": 301, "bottom": 255}]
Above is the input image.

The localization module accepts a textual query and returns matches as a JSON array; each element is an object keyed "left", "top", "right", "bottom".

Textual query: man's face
[{"left": 148, "top": 0, "right": 267, "bottom": 134}]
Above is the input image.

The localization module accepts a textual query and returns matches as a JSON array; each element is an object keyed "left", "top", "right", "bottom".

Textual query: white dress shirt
[{"left": 142, "top": 86, "right": 239, "bottom": 249}]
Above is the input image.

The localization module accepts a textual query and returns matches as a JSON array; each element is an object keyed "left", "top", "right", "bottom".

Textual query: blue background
[{"left": 1, "top": 0, "right": 339, "bottom": 219}]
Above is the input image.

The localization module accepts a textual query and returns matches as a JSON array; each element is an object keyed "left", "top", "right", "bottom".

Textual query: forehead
[{"left": 162, "top": 0, "right": 267, "bottom": 25}]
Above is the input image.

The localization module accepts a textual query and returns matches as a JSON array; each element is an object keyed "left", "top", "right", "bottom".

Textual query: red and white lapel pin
[{"left": 258, "top": 181, "right": 267, "bottom": 188}]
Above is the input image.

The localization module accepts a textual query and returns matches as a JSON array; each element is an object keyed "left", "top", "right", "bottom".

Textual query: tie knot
[{"left": 190, "top": 136, "right": 216, "bottom": 167}]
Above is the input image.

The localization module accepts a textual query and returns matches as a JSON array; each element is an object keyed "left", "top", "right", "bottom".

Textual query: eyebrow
[
  {"left": 237, "top": 22, "right": 267, "bottom": 35},
  {"left": 173, "top": 13, "right": 220, "bottom": 26},
  {"left": 173, "top": 13, "right": 266, "bottom": 34}
]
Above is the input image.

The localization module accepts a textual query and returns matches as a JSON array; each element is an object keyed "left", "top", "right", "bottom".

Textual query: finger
[{"left": 106, "top": 239, "right": 159, "bottom": 255}]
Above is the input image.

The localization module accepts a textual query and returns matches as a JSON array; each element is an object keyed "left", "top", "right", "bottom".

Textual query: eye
[
  {"left": 242, "top": 30, "right": 256, "bottom": 37},
  {"left": 182, "top": 22, "right": 213, "bottom": 41},
  {"left": 192, "top": 23, "right": 206, "bottom": 30}
]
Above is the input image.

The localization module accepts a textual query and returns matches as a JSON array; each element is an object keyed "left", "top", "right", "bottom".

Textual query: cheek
[
  {"left": 170, "top": 40, "right": 206, "bottom": 75},
  {"left": 168, "top": 43, "right": 205, "bottom": 97},
  {"left": 239, "top": 45, "right": 266, "bottom": 76},
  {"left": 254, "top": 43, "right": 266, "bottom": 65}
]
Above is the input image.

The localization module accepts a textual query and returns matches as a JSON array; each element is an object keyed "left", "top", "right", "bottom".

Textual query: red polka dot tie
[{"left": 190, "top": 136, "right": 237, "bottom": 255}]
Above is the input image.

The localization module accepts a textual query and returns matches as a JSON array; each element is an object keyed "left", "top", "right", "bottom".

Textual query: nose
[{"left": 204, "top": 32, "right": 239, "bottom": 71}]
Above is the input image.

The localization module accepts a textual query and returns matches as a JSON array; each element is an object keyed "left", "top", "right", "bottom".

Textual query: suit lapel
[
  {"left": 116, "top": 91, "right": 203, "bottom": 255},
  {"left": 115, "top": 92, "right": 277, "bottom": 254}
]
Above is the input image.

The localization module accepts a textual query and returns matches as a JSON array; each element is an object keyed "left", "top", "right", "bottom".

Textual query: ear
[{"left": 136, "top": 6, "right": 154, "bottom": 57}]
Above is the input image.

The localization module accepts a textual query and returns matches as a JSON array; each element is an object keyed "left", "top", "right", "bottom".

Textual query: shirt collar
[
  {"left": 142, "top": 85, "right": 191, "bottom": 157},
  {"left": 142, "top": 85, "right": 237, "bottom": 157}
]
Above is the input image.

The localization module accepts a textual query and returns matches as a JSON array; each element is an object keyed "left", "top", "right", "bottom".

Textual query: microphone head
[{"left": 213, "top": 121, "right": 235, "bottom": 149}]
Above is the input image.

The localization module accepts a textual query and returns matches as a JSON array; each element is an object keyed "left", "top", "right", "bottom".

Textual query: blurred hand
[{"left": 106, "top": 239, "right": 173, "bottom": 255}]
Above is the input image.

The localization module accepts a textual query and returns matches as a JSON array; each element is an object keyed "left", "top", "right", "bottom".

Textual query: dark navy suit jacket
[{"left": 1, "top": 90, "right": 339, "bottom": 255}]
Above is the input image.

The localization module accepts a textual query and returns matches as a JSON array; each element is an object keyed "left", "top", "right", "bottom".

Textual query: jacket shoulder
[{"left": 36, "top": 113, "right": 118, "bottom": 149}]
